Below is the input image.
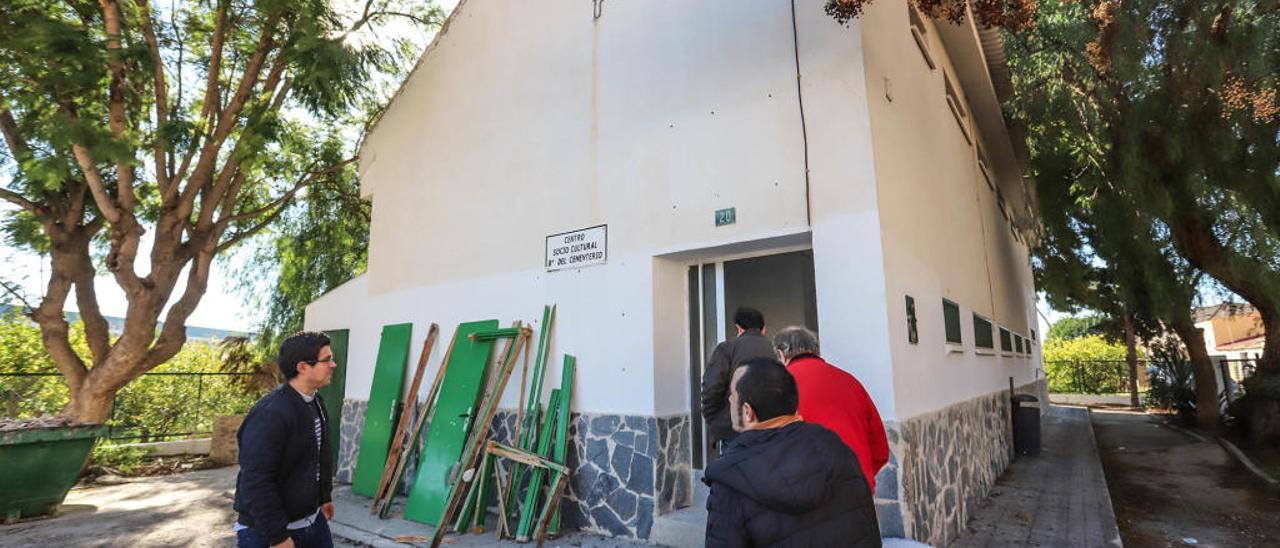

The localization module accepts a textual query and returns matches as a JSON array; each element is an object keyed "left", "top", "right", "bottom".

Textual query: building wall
[
  {"left": 856, "top": 4, "right": 1043, "bottom": 544},
  {"left": 858, "top": 2, "right": 1041, "bottom": 422},
  {"left": 308, "top": 0, "right": 896, "bottom": 418}
]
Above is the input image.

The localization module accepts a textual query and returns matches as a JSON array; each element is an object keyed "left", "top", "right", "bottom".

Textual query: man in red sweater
[{"left": 773, "top": 326, "right": 890, "bottom": 494}]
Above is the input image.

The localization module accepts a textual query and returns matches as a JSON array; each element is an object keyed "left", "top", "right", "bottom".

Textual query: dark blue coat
[
  {"left": 703, "top": 422, "right": 881, "bottom": 547},
  {"left": 233, "top": 385, "right": 333, "bottom": 545}
]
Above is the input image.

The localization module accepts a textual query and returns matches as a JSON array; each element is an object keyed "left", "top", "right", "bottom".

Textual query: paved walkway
[
  {"left": 1093, "top": 409, "right": 1280, "bottom": 547},
  {"left": 953, "top": 405, "right": 1122, "bottom": 547},
  {"left": 0, "top": 466, "right": 645, "bottom": 548}
]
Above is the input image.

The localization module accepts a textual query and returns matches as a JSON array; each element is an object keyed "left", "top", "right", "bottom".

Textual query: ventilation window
[
  {"left": 909, "top": 6, "right": 936, "bottom": 70},
  {"left": 973, "top": 314, "right": 994, "bottom": 350},
  {"left": 977, "top": 144, "right": 995, "bottom": 191},
  {"left": 945, "top": 73, "right": 971, "bottom": 144},
  {"left": 906, "top": 295, "right": 919, "bottom": 345},
  {"left": 943, "top": 299, "right": 962, "bottom": 345}
]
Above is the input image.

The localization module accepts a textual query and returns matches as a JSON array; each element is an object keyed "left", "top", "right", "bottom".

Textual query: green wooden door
[
  {"left": 403, "top": 320, "right": 499, "bottom": 524},
  {"left": 318, "top": 329, "right": 349, "bottom": 474},
  {"left": 352, "top": 322, "right": 413, "bottom": 496}
]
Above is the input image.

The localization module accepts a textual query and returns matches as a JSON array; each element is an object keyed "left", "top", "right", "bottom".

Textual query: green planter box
[{"left": 0, "top": 424, "right": 107, "bottom": 523}]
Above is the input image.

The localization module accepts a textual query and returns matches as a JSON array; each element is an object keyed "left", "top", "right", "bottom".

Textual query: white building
[{"left": 305, "top": 1, "right": 1044, "bottom": 545}]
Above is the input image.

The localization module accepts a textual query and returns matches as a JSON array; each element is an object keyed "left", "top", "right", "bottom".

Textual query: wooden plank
[
  {"left": 372, "top": 323, "right": 439, "bottom": 511},
  {"left": 377, "top": 327, "right": 460, "bottom": 518},
  {"left": 533, "top": 472, "right": 569, "bottom": 548},
  {"left": 352, "top": 323, "right": 413, "bottom": 497},
  {"left": 486, "top": 441, "right": 570, "bottom": 475},
  {"left": 428, "top": 328, "right": 530, "bottom": 548},
  {"left": 548, "top": 355, "right": 576, "bottom": 536},
  {"left": 507, "top": 305, "right": 555, "bottom": 512},
  {"left": 516, "top": 390, "right": 561, "bottom": 540},
  {"left": 403, "top": 320, "right": 500, "bottom": 524},
  {"left": 455, "top": 320, "right": 523, "bottom": 530}
]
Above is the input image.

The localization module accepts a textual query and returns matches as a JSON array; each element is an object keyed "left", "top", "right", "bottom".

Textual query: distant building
[{"left": 1194, "top": 303, "right": 1264, "bottom": 385}]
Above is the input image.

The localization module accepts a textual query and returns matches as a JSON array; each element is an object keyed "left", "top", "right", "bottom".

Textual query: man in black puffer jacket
[
  {"left": 704, "top": 357, "right": 881, "bottom": 548},
  {"left": 234, "top": 332, "right": 337, "bottom": 547}
]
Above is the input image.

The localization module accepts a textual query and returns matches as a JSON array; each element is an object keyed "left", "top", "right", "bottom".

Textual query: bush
[
  {"left": 92, "top": 443, "right": 148, "bottom": 475},
  {"left": 1147, "top": 356, "right": 1198, "bottom": 425},
  {"left": 0, "top": 311, "right": 270, "bottom": 441},
  {"left": 1043, "top": 334, "right": 1136, "bottom": 394}
]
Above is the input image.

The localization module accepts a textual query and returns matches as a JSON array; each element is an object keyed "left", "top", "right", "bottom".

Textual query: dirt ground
[{"left": 1092, "top": 408, "right": 1280, "bottom": 548}]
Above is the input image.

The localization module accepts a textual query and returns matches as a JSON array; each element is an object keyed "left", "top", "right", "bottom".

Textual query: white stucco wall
[
  {"left": 858, "top": 3, "right": 1041, "bottom": 420},
  {"left": 306, "top": 1, "right": 891, "bottom": 416}
]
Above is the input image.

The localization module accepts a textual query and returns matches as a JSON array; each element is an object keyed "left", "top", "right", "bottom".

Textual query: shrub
[{"left": 92, "top": 443, "right": 148, "bottom": 475}]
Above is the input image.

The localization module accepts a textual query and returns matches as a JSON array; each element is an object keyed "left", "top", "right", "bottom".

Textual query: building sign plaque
[{"left": 545, "top": 225, "right": 607, "bottom": 271}]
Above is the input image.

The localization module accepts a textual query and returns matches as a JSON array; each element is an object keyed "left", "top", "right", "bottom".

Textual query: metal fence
[
  {"left": 1044, "top": 359, "right": 1148, "bottom": 395},
  {"left": 0, "top": 371, "right": 266, "bottom": 442},
  {"left": 1219, "top": 358, "right": 1258, "bottom": 404}
]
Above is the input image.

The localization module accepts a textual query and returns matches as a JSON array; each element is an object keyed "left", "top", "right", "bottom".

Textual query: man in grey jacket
[{"left": 700, "top": 307, "right": 775, "bottom": 451}]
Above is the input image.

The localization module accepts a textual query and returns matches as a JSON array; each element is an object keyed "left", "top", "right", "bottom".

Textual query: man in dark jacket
[
  {"left": 701, "top": 307, "right": 775, "bottom": 450},
  {"left": 234, "top": 332, "right": 337, "bottom": 548},
  {"left": 704, "top": 357, "right": 880, "bottom": 548}
]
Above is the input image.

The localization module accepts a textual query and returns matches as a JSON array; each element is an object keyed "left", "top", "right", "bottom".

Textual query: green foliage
[
  {"left": 108, "top": 341, "right": 266, "bottom": 442},
  {"left": 0, "top": 309, "right": 79, "bottom": 417},
  {"left": 1005, "top": 0, "right": 1280, "bottom": 376},
  {"left": 1147, "top": 342, "right": 1198, "bottom": 425},
  {"left": 0, "top": 0, "right": 444, "bottom": 422},
  {"left": 0, "top": 311, "right": 269, "bottom": 440},
  {"left": 1047, "top": 315, "right": 1103, "bottom": 342},
  {"left": 91, "top": 443, "right": 148, "bottom": 475},
  {"left": 233, "top": 163, "right": 370, "bottom": 353},
  {"left": 1043, "top": 334, "right": 1136, "bottom": 393}
]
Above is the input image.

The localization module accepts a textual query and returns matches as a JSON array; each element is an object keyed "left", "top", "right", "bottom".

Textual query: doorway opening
[{"left": 686, "top": 249, "right": 818, "bottom": 469}]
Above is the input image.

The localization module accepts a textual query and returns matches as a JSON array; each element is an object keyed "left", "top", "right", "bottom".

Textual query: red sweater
[{"left": 787, "top": 355, "right": 890, "bottom": 494}]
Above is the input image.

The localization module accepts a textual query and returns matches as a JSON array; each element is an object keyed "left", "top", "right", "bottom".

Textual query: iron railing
[
  {"left": 1044, "top": 359, "right": 1148, "bottom": 395},
  {"left": 1219, "top": 358, "right": 1258, "bottom": 404},
  {"left": 0, "top": 371, "right": 266, "bottom": 442}
]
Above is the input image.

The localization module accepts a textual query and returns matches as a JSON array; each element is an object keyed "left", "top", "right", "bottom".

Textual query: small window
[
  {"left": 944, "top": 73, "right": 971, "bottom": 144},
  {"left": 1031, "top": 328, "right": 1037, "bottom": 341},
  {"left": 973, "top": 314, "right": 994, "bottom": 349},
  {"left": 906, "top": 295, "right": 919, "bottom": 345},
  {"left": 943, "top": 299, "right": 962, "bottom": 345},
  {"left": 1015, "top": 334, "right": 1024, "bottom": 354},
  {"left": 977, "top": 144, "right": 995, "bottom": 191},
  {"left": 999, "top": 327, "right": 1013, "bottom": 353},
  {"left": 909, "top": 6, "right": 936, "bottom": 70}
]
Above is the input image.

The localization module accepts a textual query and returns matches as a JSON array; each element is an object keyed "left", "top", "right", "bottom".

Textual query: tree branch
[
  {"left": 135, "top": 0, "right": 171, "bottom": 190},
  {"left": 143, "top": 244, "right": 215, "bottom": 372},
  {"left": 167, "top": 0, "right": 227, "bottom": 205},
  {"left": 99, "top": 0, "right": 137, "bottom": 212},
  {"left": 69, "top": 143, "right": 123, "bottom": 224},
  {"left": 31, "top": 246, "right": 91, "bottom": 394},
  {"left": 178, "top": 11, "right": 282, "bottom": 221}
]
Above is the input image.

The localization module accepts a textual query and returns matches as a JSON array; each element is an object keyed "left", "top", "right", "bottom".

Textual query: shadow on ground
[{"left": 1093, "top": 409, "right": 1280, "bottom": 548}]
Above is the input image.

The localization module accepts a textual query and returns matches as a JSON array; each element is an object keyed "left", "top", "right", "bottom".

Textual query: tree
[
  {"left": 232, "top": 166, "right": 370, "bottom": 354},
  {"left": 0, "top": 0, "right": 442, "bottom": 423},
  {"left": 1002, "top": 0, "right": 1280, "bottom": 440},
  {"left": 1047, "top": 315, "right": 1104, "bottom": 342}
]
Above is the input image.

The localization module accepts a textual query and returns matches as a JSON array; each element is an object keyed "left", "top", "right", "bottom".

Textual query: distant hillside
[{"left": 0, "top": 303, "right": 251, "bottom": 341}]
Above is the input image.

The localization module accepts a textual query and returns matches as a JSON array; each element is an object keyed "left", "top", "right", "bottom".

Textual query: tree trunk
[
  {"left": 1173, "top": 319, "right": 1220, "bottom": 429},
  {"left": 1124, "top": 311, "right": 1141, "bottom": 408}
]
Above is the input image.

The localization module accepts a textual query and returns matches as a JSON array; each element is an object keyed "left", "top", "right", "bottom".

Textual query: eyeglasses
[{"left": 306, "top": 356, "right": 337, "bottom": 365}]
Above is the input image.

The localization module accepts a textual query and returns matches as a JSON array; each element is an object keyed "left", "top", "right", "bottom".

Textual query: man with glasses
[{"left": 233, "top": 332, "right": 338, "bottom": 547}]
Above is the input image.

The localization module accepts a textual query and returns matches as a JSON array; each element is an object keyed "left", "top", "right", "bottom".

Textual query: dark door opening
[{"left": 687, "top": 250, "right": 818, "bottom": 470}]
